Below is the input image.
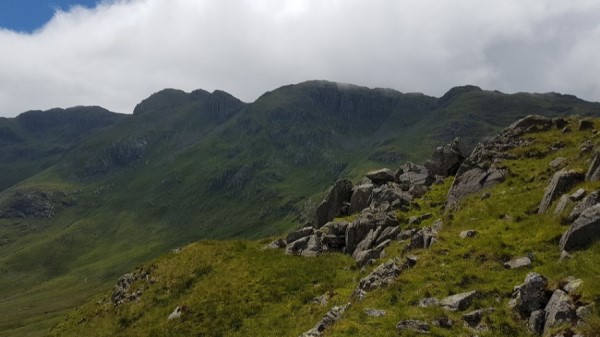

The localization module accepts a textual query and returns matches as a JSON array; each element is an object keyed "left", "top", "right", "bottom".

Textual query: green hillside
[
  {"left": 50, "top": 116, "right": 600, "bottom": 337},
  {"left": 1, "top": 81, "right": 600, "bottom": 336}
]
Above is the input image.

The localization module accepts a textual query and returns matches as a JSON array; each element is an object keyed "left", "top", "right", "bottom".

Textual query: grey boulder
[
  {"left": 313, "top": 180, "right": 353, "bottom": 228},
  {"left": 440, "top": 290, "right": 479, "bottom": 311},
  {"left": 538, "top": 170, "right": 584, "bottom": 214},
  {"left": 560, "top": 204, "right": 600, "bottom": 251}
]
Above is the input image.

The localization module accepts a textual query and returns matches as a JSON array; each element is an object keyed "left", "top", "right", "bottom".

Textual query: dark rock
[
  {"left": 345, "top": 211, "right": 398, "bottom": 254},
  {"left": 425, "top": 137, "right": 465, "bottom": 177},
  {"left": 460, "top": 230, "right": 477, "bottom": 239},
  {"left": 349, "top": 183, "right": 374, "bottom": 214},
  {"left": 570, "top": 189, "right": 586, "bottom": 201},
  {"left": 0, "top": 190, "right": 59, "bottom": 219},
  {"left": 503, "top": 257, "right": 532, "bottom": 269},
  {"left": 404, "top": 227, "right": 437, "bottom": 251},
  {"left": 578, "top": 119, "right": 595, "bottom": 130},
  {"left": 321, "top": 221, "right": 349, "bottom": 236},
  {"left": 543, "top": 289, "right": 576, "bottom": 333},
  {"left": 364, "top": 308, "right": 386, "bottom": 317},
  {"left": 395, "top": 162, "right": 433, "bottom": 189},
  {"left": 440, "top": 290, "right": 479, "bottom": 311},
  {"left": 286, "top": 227, "right": 315, "bottom": 244},
  {"left": 463, "top": 308, "right": 494, "bottom": 328},
  {"left": 580, "top": 140, "right": 594, "bottom": 154},
  {"left": 432, "top": 316, "right": 454, "bottom": 329},
  {"left": 560, "top": 204, "right": 600, "bottom": 251},
  {"left": 509, "top": 272, "right": 549, "bottom": 317},
  {"left": 370, "top": 182, "right": 412, "bottom": 210},
  {"left": 300, "top": 303, "right": 351, "bottom": 337},
  {"left": 567, "top": 190, "right": 600, "bottom": 223},
  {"left": 396, "top": 320, "right": 430, "bottom": 333},
  {"left": 313, "top": 180, "right": 353, "bottom": 228},
  {"left": 285, "top": 236, "right": 311, "bottom": 255},
  {"left": 553, "top": 118, "right": 568, "bottom": 129},
  {"left": 366, "top": 168, "right": 395, "bottom": 185},
  {"left": 538, "top": 170, "right": 584, "bottom": 214},
  {"left": 528, "top": 310, "right": 545, "bottom": 335},
  {"left": 408, "top": 213, "right": 432, "bottom": 225},
  {"left": 357, "top": 257, "right": 415, "bottom": 292},
  {"left": 586, "top": 152, "right": 600, "bottom": 181}
]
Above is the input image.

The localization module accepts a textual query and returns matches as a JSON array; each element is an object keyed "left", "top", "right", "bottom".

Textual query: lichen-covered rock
[
  {"left": 440, "top": 290, "right": 479, "bottom": 311},
  {"left": 395, "top": 162, "right": 433, "bottom": 189},
  {"left": 364, "top": 308, "right": 386, "bottom": 317},
  {"left": 509, "top": 272, "right": 549, "bottom": 317},
  {"left": 357, "top": 257, "right": 416, "bottom": 292},
  {"left": 560, "top": 204, "right": 600, "bottom": 251},
  {"left": 567, "top": 190, "right": 600, "bottom": 223},
  {"left": 396, "top": 320, "right": 430, "bottom": 333},
  {"left": 528, "top": 310, "right": 545, "bottom": 335},
  {"left": 313, "top": 180, "right": 353, "bottom": 228},
  {"left": 543, "top": 289, "right": 576, "bottom": 332},
  {"left": 425, "top": 137, "right": 465, "bottom": 177},
  {"left": 299, "top": 303, "right": 350, "bottom": 337},
  {"left": 345, "top": 210, "right": 398, "bottom": 254},
  {"left": 369, "top": 182, "right": 412, "bottom": 210},
  {"left": 538, "top": 170, "right": 584, "bottom": 214}
]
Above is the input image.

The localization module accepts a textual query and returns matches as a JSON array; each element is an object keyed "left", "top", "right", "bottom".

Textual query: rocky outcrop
[
  {"left": 440, "top": 290, "right": 479, "bottom": 311},
  {"left": 366, "top": 168, "right": 395, "bottom": 185},
  {"left": 299, "top": 303, "right": 350, "bottom": 337},
  {"left": 543, "top": 289, "right": 576, "bottom": 332},
  {"left": 0, "top": 189, "right": 73, "bottom": 219},
  {"left": 357, "top": 256, "right": 417, "bottom": 294},
  {"left": 396, "top": 320, "right": 430, "bottom": 333},
  {"left": 395, "top": 162, "right": 433, "bottom": 189},
  {"left": 509, "top": 272, "right": 549, "bottom": 318},
  {"left": 111, "top": 268, "right": 154, "bottom": 306},
  {"left": 349, "top": 183, "right": 374, "bottom": 214},
  {"left": 559, "top": 204, "right": 600, "bottom": 252},
  {"left": 345, "top": 210, "right": 398, "bottom": 255},
  {"left": 538, "top": 170, "right": 584, "bottom": 214},
  {"left": 425, "top": 138, "right": 465, "bottom": 177},
  {"left": 566, "top": 190, "right": 600, "bottom": 223},
  {"left": 369, "top": 182, "right": 412, "bottom": 211},
  {"left": 586, "top": 152, "right": 600, "bottom": 181},
  {"left": 313, "top": 180, "right": 353, "bottom": 228}
]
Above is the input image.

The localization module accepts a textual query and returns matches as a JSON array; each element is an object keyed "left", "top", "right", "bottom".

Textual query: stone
[
  {"left": 408, "top": 184, "right": 429, "bottom": 198},
  {"left": 345, "top": 211, "right": 398, "bottom": 254},
  {"left": 285, "top": 236, "right": 310, "bottom": 255},
  {"left": 570, "top": 188, "right": 587, "bottom": 201},
  {"left": 553, "top": 118, "right": 568, "bottom": 129},
  {"left": 554, "top": 194, "right": 572, "bottom": 215},
  {"left": 375, "top": 226, "right": 400, "bottom": 246},
  {"left": 366, "top": 168, "right": 395, "bottom": 185},
  {"left": 460, "top": 230, "right": 477, "bottom": 239},
  {"left": 543, "top": 289, "right": 576, "bottom": 332},
  {"left": 286, "top": 227, "right": 314, "bottom": 244},
  {"left": 432, "top": 317, "right": 454, "bottom": 329},
  {"left": 300, "top": 303, "right": 351, "bottom": 337},
  {"left": 509, "top": 272, "right": 549, "bottom": 317},
  {"left": 321, "top": 221, "right": 349, "bottom": 236},
  {"left": 263, "top": 238, "right": 286, "bottom": 249},
  {"left": 313, "top": 180, "right": 353, "bottom": 228},
  {"left": 301, "top": 234, "right": 323, "bottom": 257},
  {"left": 463, "top": 308, "right": 494, "bottom": 328},
  {"left": 538, "top": 170, "right": 584, "bottom": 214},
  {"left": 567, "top": 190, "right": 600, "bottom": 223},
  {"left": 562, "top": 126, "right": 571, "bottom": 133},
  {"left": 425, "top": 137, "right": 465, "bottom": 177},
  {"left": 396, "top": 320, "right": 430, "bottom": 333},
  {"left": 549, "top": 157, "right": 567, "bottom": 170},
  {"left": 395, "top": 162, "right": 433, "bottom": 189},
  {"left": 349, "top": 183, "right": 374, "bottom": 214},
  {"left": 440, "top": 290, "right": 479, "bottom": 311},
  {"left": 560, "top": 204, "right": 600, "bottom": 251},
  {"left": 357, "top": 257, "right": 415, "bottom": 292},
  {"left": 364, "top": 308, "right": 386, "bottom": 317},
  {"left": 576, "top": 304, "right": 593, "bottom": 321},
  {"left": 586, "top": 152, "right": 600, "bottom": 181},
  {"left": 446, "top": 156, "right": 507, "bottom": 209},
  {"left": 404, "top": 227, "right": 437, "bottom": 251},
  {"left": 167, "top": 306, "right": 182, "bottom": 320},
  {"left": 503, "top": 257, "right": 532, "bottom": 269},
  {"left": 579, "top": 119, "right": 595, "bottom": 130},
  {"left": 562, "top": 278, "right": 582, "bottom": 294},
  {"left": 528, "top": 310, "right": 545, "bottom": 335},
  {"left": 354, "top": 239, "right": 390, "bottom": 267},
  {"left": 398, "top": 228, "right": 418, "bottom": 240},
  {"left": 408, "top": 213, "right": 432, "bottom": 225},
  {"left": 370, "top": 182, "right": 412, "bottom": 210},
  {"left": 418, "top": 297, "right": 439, "bottom": 308}
]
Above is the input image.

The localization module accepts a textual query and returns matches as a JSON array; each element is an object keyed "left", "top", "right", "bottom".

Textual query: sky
[{"left": 1, "top": 0, "right": 600, "bottom": 117}]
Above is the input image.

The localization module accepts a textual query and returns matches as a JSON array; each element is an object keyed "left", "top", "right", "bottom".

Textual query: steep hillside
[
  {"left": 2, "top": 82, "right": 600, "bottom": 336},
  {"left": 50, "top": 116, "right": 600, "bottom": 337}
]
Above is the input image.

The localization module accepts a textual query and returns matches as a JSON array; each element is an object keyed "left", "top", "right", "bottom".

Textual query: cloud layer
[{"left": 1, "top": 0, "right": 600, "bottom": 116}]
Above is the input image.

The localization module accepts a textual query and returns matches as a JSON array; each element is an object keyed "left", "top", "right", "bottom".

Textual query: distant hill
[{"left": 1, "top": 81, "right": 599, "bottom": 336}]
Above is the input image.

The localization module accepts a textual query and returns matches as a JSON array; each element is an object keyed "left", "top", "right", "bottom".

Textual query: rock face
[
  {"left": 369, "top": 182, "right": 412, "bottom": 210},
  {"left": 299, "top": 303, "right": 351, "bottom": 337},
  {"left": 425, "top": 137, "right": 465, "bottom": 177},
  {"left": 440, "top": 290, "right": 479, "bottom": 311},
  {"left": 396, "top": 320, "right": 430, "bottom": 333},
  {"left": 313, "top": 180, "right": 353, "bottom": 228},
  {"left": 0, "top": 190, "right": 63, "bottom": 219},
  {"left": 349, "top": 183, "right": 374, "bottom": 214},
  {"left": 567, "top": 190, "right": 600, "bottom": 223},
  {"left": 366, "top": 168, "right": 395, "bottom": 185},
  {"left": 586, "top": 152, "right": 600, "bottom": 181},
  {"left": 559, "top": 204, "right": 600, "bottom": 251},
  {"left": 357, "top": 257, "right": 416, "bottom": 293},
  {"left": 509, "top": 272, "right": 549, "bottom": 317},
  {"left": 395, "top": 162, "right": 433, "bottom": 189},
  {"left": 543, "top": 289, "right": 576, "bottom": 332},
  {"left": 538, "top": 170, "right": 584, "bottom": 214}
]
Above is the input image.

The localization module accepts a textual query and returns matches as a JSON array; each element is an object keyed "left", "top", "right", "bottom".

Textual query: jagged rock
[
  {"left": 395, "top": 162, "right": 433, "bottom": 189},
  {"left": 586, "top": 152, "right": 600, "bottom": 181},
  {"left": 366, "top": 168, "right": 395, "bottom": 185},
  {"left": 322, "top": 221, "right": 349, "bottom": 236},
  {"left": 375, "top": 226, "right": 400, "bottom": 246},
  {"left": 286, "top": 227, "right": 315, "bottom": 244},
  {"left": 440, "top": 290, "right": 479, "bottom": 311},
  {"left": 404, "top": 227, "right": 437, "bottom": 251},
  {"left": 408, "top": 184, "right": 429, "bottom": 198},
  {"left": 396, "top": 320, "right": 430, "bottom": 333},
  {"left": 111, "top": 268, "right": 153, "bottom": 306},
  {"left": 349, "top": 183, "right": 374, "bottom": 214},
  {"left": 408, "top": 213, "right": 432, "bottom": 225},
  {"left": 370, "top": 182, "right": 412, "bottom": 210},
  {"left": 543, "top": 289, "right": 576, "bottom": 332},
  {"left": 285, "top": 236, "right": 311, "bottom": 255},
  {"left": 354, "top": 239, "right": 390, "bottom": 267},
  {"left": 321, "top": 221, "right": 349, "bottom": 251},
  {"left": 554, "top": 194, "right": 572, "bottom": 215},
  {"left": 313, "top": 180, "right": 353, "bottom": 228},
  {"left": 567, "top": 190, "right": 600, "bottom": 223},
  {"left": 418, "top": 297, "right": 439, "bottom": 308},
  {"left": 463, "top": 308, "right": 494, "bottom": 328},
  {"left": 579, "top": 119, "right": 595, "bottom": 130},
  {"left": 364, "top": 308, "right": 386, "bottom": 317},
  {"left": 503, "top": 257, "right": 532, "bottom": 269},
  {"left": 528, "top": 310, "right": 545, "bottom": 335},
  {"left": 398, "top": 228, "right": 418, "bottom": 240},
  {"left": 560, "top": 204, "right": 600, "bottom": 251},
  {"left": 301, "top": 234, "right": 323, "bottom": 257},
  {"left": 549, "top": 157, "right": 567, "bottom": 170},
  {"left": 300, "top": 303, "right": 350, "bottom": 337},
  {"left": 509, "top": 272, "right": 549, "bottom": 317},
  {"left": 264, "top": 238, "right": 286, "bottom": 249},
  {"left": 570, "top": 188, "right": 586, "bottom": 201},
  {"left": 425, "top": 137, "right": 465, "bottom": 177},
  {"left": 345, "top": 211, "right": 398, "bottom": 254},
  {"left": 168, "top": 306, "right": 182, "bottom": 320},
  {"left": 460, "top": 230, "right": 477, "bottom": 239},
  {"left": 357, "top": 257, "right": 416, "bottom": 292},
  {"left": 538, "top": 170, "right": 584, "bottom": 214},
  {"left": 0, "top": 190, "right": 59, "bottom": 219},
  {"left": 507, "top": 115, "right": 554, "bottom": 135},
  {"left": 562, "top": 278, "right": 582, "bottom": 294}
]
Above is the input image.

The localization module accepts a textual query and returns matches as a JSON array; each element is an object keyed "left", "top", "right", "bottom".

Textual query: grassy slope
[{"left": 50, "top": 117, "right": 600, "bottom": 337}]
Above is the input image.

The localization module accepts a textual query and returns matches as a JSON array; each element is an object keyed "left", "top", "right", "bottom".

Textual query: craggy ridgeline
[{"left": 51, "top": 116, "right": 600, "bottom": 337}]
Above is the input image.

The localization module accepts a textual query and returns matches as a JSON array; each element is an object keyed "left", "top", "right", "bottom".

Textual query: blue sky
[{"left": 0, "top": 0, "right": 99, "bottom": 32}]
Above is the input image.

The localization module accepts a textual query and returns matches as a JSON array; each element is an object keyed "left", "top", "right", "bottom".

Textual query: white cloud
[{"left": 1, "top": 0, "right": 600, "bottom": 116}]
